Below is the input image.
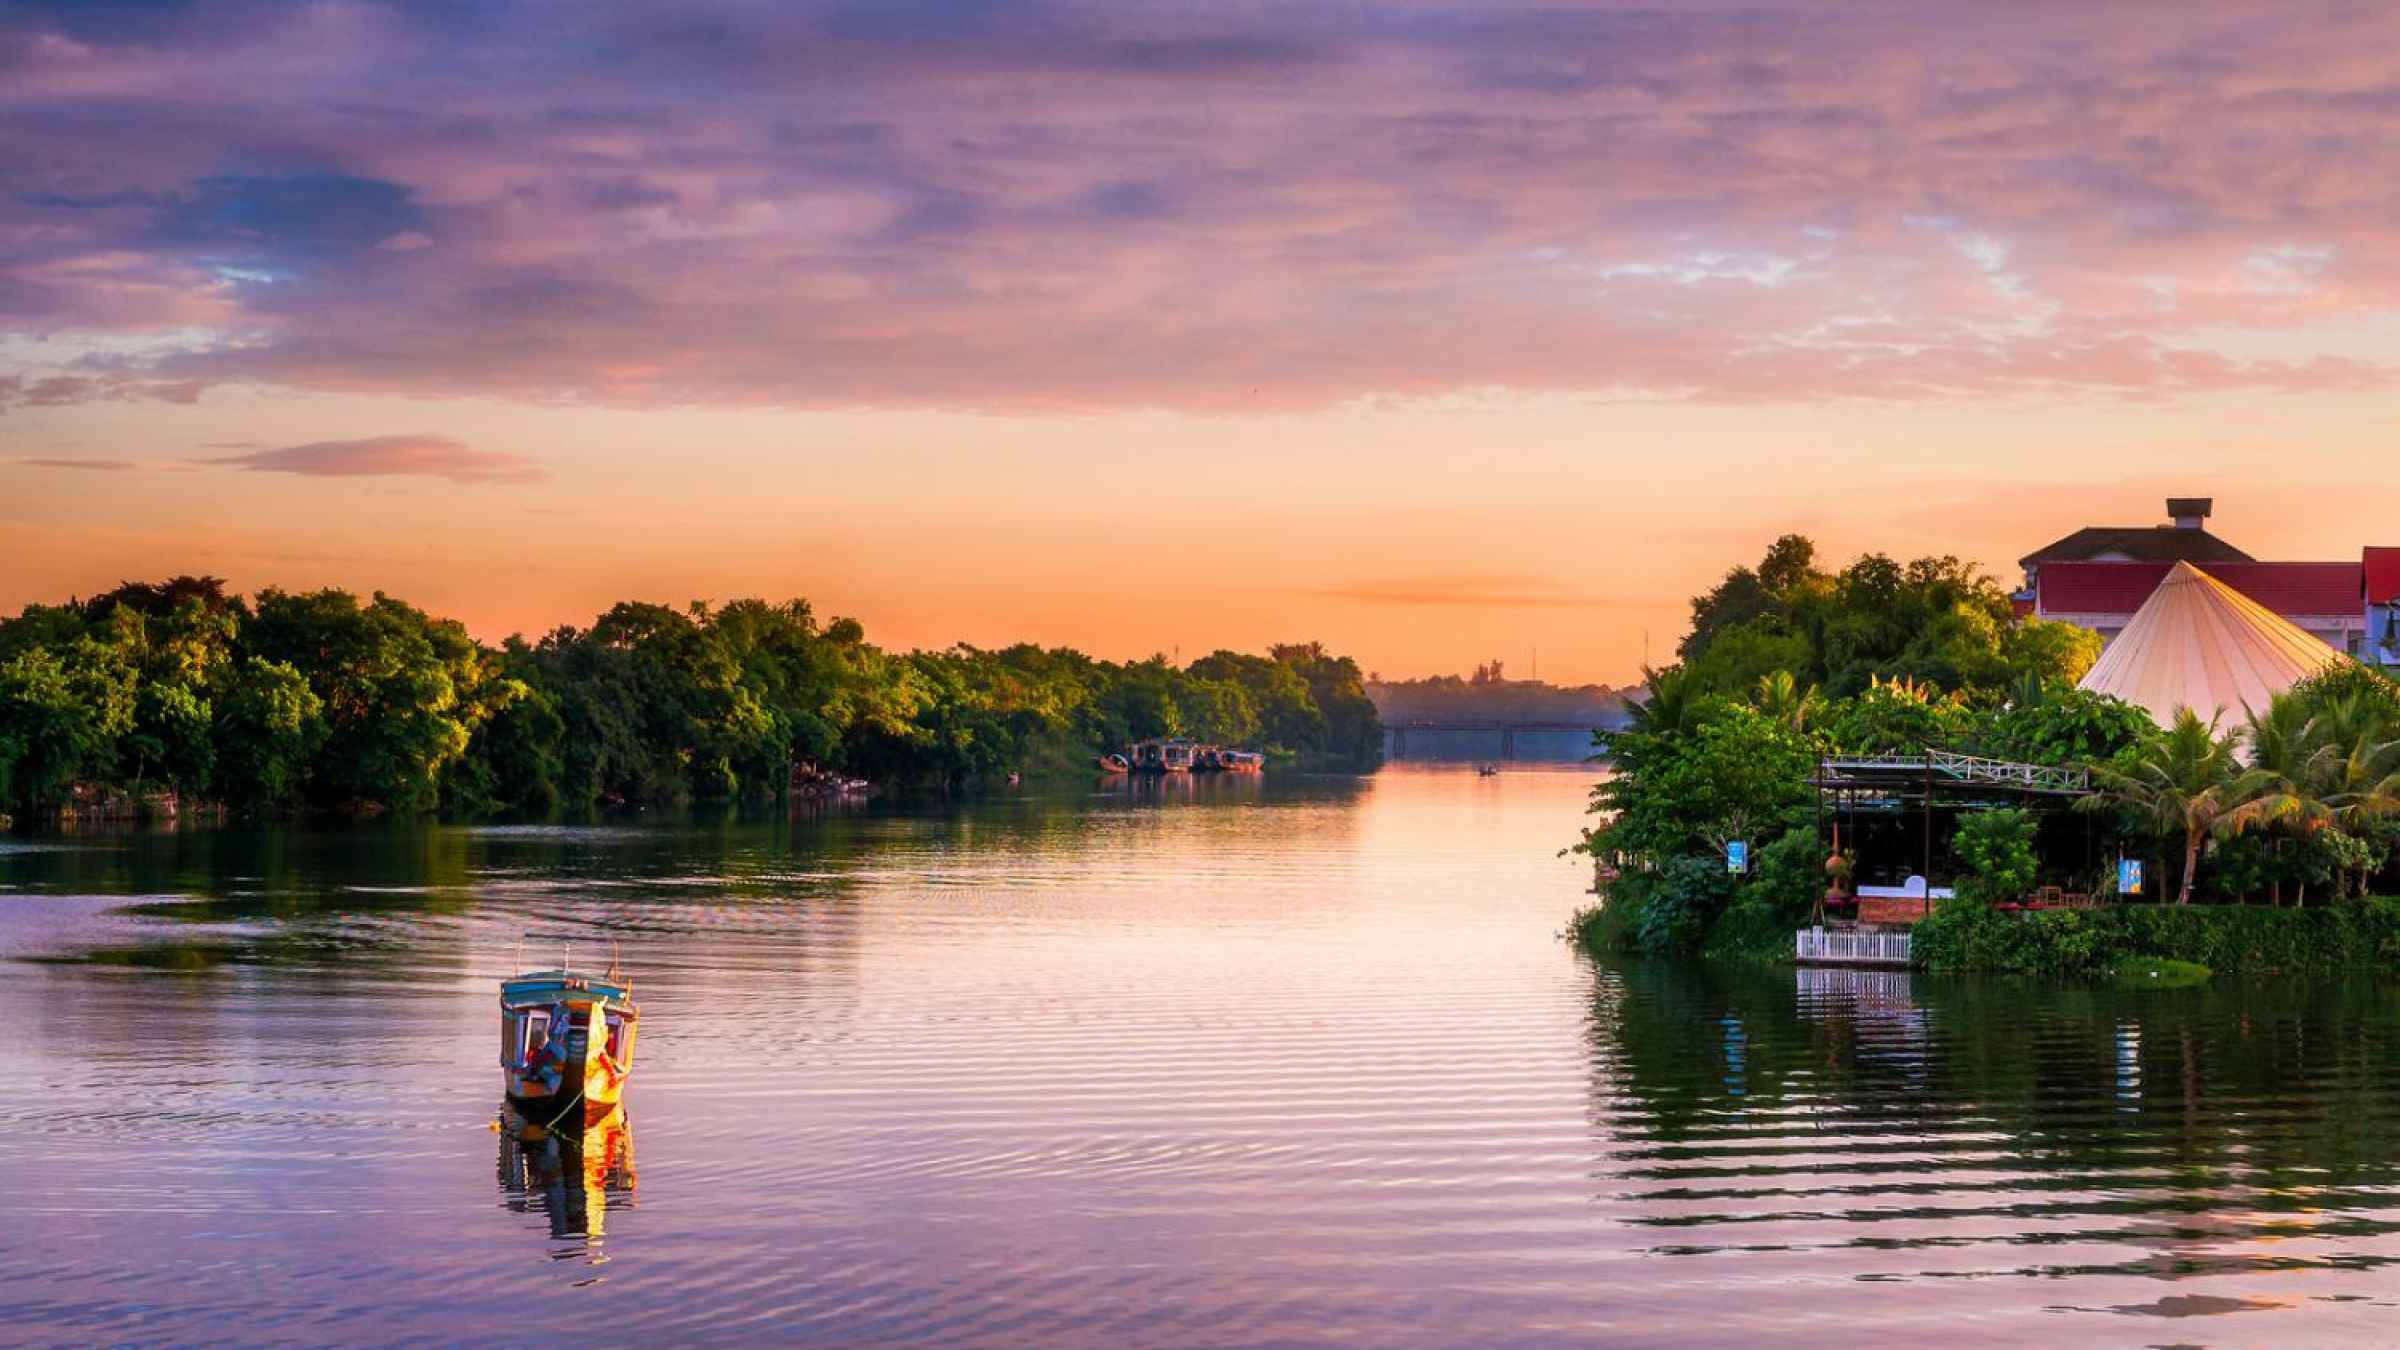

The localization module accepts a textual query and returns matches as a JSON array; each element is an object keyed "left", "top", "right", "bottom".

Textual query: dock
[{"left": 1794, "top": 926, "right": 1913, "bottom": 968}]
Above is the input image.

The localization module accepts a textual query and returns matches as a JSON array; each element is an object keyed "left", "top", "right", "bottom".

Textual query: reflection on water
[
  {"left": 5, "top": 766, "right": 2400, "bottom": 1343},
  {"left": 1590, "top": 960, "right": 2400, "bottom": 1337},
  {"left": 499, "top": 1110, "right": 636, "bottom": 1250}
]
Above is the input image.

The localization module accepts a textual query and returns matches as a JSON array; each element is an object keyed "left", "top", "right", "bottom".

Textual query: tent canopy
[{"left": 2075, "top": 560, "right": 2343, "bottom": 729}]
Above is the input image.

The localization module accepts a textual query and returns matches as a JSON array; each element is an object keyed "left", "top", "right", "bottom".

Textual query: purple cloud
[
  {"left": 3, "top": 2, "right": 2399, "bottom": 411},
  {"left": 203, "top": 435, "right": 544, "bottom": 484}
]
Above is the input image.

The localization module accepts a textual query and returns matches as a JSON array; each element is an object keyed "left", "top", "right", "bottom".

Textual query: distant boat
[
  {"left": 1128, "top": 738, "right": 1197, "bottom": 773},
  {"left": 501, "top": 950, "right": 638, "bottom": 1132},
  {"left": 1215, "top": 750, "right": 1265, "bottom": 772},
  {"left": 1477, "top": 764, "right": 1500, "bottom": 777},
  {"left": 1097, "top": 753, "right": 1131, "bottom": 774}
]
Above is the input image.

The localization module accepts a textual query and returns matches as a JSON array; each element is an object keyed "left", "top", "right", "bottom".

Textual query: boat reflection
[
  {"left": 1108, "top": 769, "right": 1268, "bottom": 805},
  {"left": 497, "top": 1106, "right": 636, "bottom": 1247}
]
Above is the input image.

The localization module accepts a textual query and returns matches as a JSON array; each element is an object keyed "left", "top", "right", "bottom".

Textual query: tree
[
  {"left": 1951, "top": 809, "right": 2040, "bottom": 905},
  {"left": 2083, "top": 709, "right": 2242, "bottom": 905},
  {"left": 1682, "top": 534, "right": 1818, "bottom": 661},
  {"left": 242, "top": 589, "right": 484, "bottom": 813},
  {"left": 0, "top": 642, "right": 136, "bottom": 813},
  {"left": 1267, "top": 642, "right": 1382, "bottom": 768},
  {"left": 126, "top": 679, "right": 215, "bottom": 799},
  {"left": 2221, "top": 694, "right": 2334, "bottom": 904},
  {"left": 1751, "top": 670, "right": 1822, "bottom": 731},
  {"left": 1589, "top": 702, "right": 1815, "bottom": 865},
  {"left": 211, "top": 658, "right": 325, "bottom": 812},
  {"left": 2001, "top": 618, "right": 2103, "bottom": 689}
]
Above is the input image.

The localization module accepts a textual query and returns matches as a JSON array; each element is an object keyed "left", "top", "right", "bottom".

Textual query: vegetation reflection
[{"left": 1589, "top": 961, "right": 2400, "bottom": 1279}]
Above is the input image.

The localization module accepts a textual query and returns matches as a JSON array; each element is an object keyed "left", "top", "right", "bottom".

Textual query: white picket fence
[{"left": 1794, "top": 926, "right": 1913, "bottom": 967}]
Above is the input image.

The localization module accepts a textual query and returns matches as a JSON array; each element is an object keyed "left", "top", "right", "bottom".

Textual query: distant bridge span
[{"left": 1382, "top": 720, "right": 1609, "bottom": 760}]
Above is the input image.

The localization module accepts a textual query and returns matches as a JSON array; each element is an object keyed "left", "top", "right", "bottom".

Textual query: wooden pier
[{"left": 1794, "top": 926, "right": 1913, "bottom": 968}]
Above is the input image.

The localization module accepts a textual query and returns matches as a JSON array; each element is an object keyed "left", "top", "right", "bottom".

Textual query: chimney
[{"left": 2166, "top": 497, "right": 2212, "bottom": 531}]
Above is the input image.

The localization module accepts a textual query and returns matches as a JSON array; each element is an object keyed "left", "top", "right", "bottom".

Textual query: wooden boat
[
  {"left": 501, "top": 952, "right": 638, "bottom": 1132},
  {"left": 1216, "top": 750, "right": 1265, "bottom": 772},
  {"left": 1097, "top": 752, "right": 1131, "bottom": 773}
]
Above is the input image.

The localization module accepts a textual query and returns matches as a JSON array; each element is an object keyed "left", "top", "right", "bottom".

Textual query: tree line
[
  {"left": 0, "top": 577, "right": 1384, "bottom": 821},
  {"left": 1366, "top": 662, "right": 1635, "bottom": 727}
]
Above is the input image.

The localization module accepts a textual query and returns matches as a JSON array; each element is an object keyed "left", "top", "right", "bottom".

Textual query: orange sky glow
[{"left": 7, "top": 3, "right": 2400, "bottom": 685}]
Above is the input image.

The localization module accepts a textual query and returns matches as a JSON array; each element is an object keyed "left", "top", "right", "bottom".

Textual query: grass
[{"left": 2110, "top": 956, "right": 2213, "bottom": 989}]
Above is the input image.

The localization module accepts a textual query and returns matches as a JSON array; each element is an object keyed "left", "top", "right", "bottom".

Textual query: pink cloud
[
  {"left": 3, "top": 3, "right": 2400, "bottom": 411},
  {"left": 13, "top": 456, "right": 137, "bottom": 471},
  {"left": 202, "top": 434, "right": 544, "bottom": 484}
]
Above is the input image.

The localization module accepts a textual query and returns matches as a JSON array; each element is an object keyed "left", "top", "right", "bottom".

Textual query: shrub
[
  {"left": 1914, "top": 897, "right": 2400, "bottom": 975},
  {"left": 1570, "top": 854, "right": 1741, "bottom": 958},
  {"left": 1951, "top": 808, "right": 2039, "bottom": 905}
]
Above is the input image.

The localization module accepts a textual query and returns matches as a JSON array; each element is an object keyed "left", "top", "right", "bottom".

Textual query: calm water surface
[{"left": 4, "top": 766, "right": 2399, "bottom": 1345}]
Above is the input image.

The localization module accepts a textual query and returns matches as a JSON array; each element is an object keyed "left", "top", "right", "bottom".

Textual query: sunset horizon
[{"left": 12, "top": 3, "right": 2400, "bottom": 685}]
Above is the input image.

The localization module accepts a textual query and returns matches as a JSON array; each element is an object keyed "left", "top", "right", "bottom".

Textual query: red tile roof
[
  {"left": 2366, "top": 547, "right": 2400, "bottom": 606},
  {"left": 2040, "top": 561, "right": 2362, "bottom": 618}
]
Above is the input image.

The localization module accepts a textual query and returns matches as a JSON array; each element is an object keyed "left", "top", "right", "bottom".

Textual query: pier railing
[
  {"left": 1817, "top": 751, "right": 2088, "bottom": 795},
  {"left": 1795, "top": 926, "right": 1914, "bottom": 967}
]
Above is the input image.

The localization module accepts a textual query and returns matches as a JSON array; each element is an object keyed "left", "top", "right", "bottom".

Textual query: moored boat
[
  {"left": 1129, "top": 738, "right": 1198, "bottom": 773},
  {"left": 1097, "top": 752, "right": 1131, "bottom": 773},
  {"left": 501, "top": 952, "right": 638, "bottom": 1132}
]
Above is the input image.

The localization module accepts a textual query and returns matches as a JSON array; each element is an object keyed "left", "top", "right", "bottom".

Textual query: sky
[{"left": 6, "top": 0, "right": 2400, "bottom": 685}]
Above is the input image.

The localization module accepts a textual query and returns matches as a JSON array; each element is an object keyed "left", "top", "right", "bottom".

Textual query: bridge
[{"left": 1381, "top": 720, "right": 1610, "bottom": 760}]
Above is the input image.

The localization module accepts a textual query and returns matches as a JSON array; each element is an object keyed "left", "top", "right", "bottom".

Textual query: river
[{"left": 2, "top": 765, "right": 2397, "bottom": 1345}]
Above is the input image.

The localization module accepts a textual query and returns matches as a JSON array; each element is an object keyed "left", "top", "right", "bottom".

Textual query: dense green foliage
[
  {"left": 0, "top": 578, "right": 1382, "bottom": 820},
  {"left": 1675, "top": 534, "right": 2101, "bottom": 700},
  {"left": 1914, "top": 896, "right": 2400, "bottom": 975},
  {"left": 1571, "top": 823, "right": 1822, "bottom": 962},
  {"left": 1950, "top": 809, "right": 2039, "bottom": 905},
  {"left": 1574, "top": 532, "right": 2400, "bottom": 974},
  {"left": 1578, "top": 536, "right": 2139, "bottom": 960}
]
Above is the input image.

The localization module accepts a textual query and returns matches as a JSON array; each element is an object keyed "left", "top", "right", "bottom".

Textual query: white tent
[{"left": 2076, "top": 560, "right": 2344, "bottom": 728}]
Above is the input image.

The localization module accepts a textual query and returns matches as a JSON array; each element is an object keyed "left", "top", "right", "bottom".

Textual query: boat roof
[{"left": 502, "top": 969, "right": 636, "bottom": 1008}]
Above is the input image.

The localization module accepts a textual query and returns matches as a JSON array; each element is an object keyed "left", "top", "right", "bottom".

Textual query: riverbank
[{"left": 1570, "top": 892, "right": 2400, "bottom": 977}]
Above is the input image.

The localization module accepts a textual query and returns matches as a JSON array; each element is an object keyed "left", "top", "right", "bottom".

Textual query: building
[
  {"left": 2368, "top": 547, "right": 2400, "bottom": 666},
  {"left": 2037, "top": 559, "right": 2365, "bottom": 655},
  {"left": 2020, "top": 497, "right": 2396, "bottom": 667},
  {"left": 2076, "top": 561, "right": 2342, "bottom": 728}
]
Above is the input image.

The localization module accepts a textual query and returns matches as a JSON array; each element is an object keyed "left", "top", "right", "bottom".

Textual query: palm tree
[
  {"left": 1752, "top": 670, "right": 1822, "bottom": 731},
  {"left": 2317, "top": 714, "right": 2400, "bottom": 898},
  {"left": 1621, "top": 664, "right": 1705, "bottom": 738},
  {"left": 2084, "top": 708, "right": 2242, "bottom": 905},
  {"left": 2224, "top": 694, "right": 2336, "bottom": 905}
]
